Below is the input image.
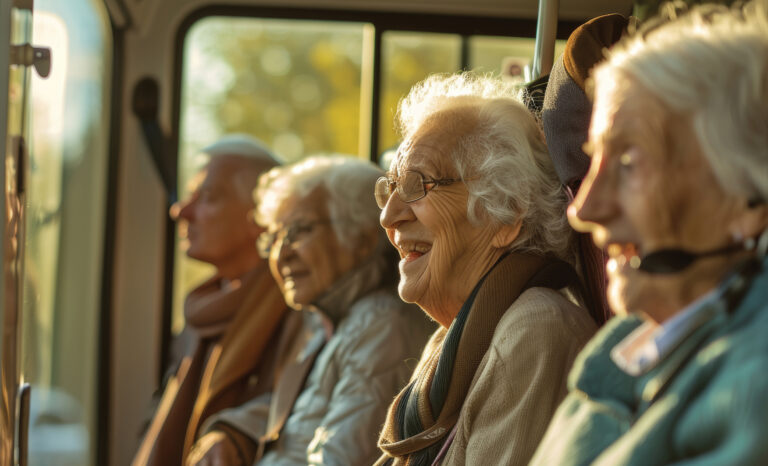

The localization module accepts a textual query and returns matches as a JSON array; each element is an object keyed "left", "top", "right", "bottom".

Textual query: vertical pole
[
  {"left": 530, "top": 0, "right": 559, "bottom": 80},
  {"left": 359, "top": 24, "right": 382, "bottom": 163}
]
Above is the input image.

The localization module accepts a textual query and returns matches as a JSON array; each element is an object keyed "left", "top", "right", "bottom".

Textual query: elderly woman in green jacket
[
  {"left": 531, "top": 2, "right": 768, "bottom": 465},
  {"left": 374, "top": 73, "right": 601, "bottom": 466}
]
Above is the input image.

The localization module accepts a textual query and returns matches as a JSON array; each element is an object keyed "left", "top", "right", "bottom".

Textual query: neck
[
  {"left": 424, "top": 248, "right": 508, "bottom": 328},
  {"left": 215, "top": 250, "right": 264, "bottom": 281},
  {"left": 640, "top": 252, "right": 750, "bottom": 324}
]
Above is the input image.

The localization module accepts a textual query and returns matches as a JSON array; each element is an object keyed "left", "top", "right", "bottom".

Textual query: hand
[{"left": 185, "top": 430, "right": 242, "bottom": 466}]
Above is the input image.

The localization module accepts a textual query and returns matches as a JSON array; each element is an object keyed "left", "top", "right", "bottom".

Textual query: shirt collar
[{"left": 610, "top": 287, "right": 724, "bottom": 376}]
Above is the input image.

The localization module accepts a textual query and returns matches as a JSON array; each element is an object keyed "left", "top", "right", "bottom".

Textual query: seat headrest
[{"left": 542, "top": 13, "right": 629, "bottom": 189}]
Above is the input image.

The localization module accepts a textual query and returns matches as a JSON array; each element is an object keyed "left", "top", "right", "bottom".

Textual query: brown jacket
[{"left": 133, "top": 265, "right": 289, "bottom": 466}]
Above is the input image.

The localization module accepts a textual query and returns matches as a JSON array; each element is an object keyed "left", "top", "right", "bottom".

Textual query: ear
[
  {"left": 352, "top": 226, "right": 380, "bottom": 262},
  {"left": 491, "top": 222, "right": 522, "bottom": 249},
  {"left": 245, "top": 209, "right": 264, "bottom": 240},
  {"left": 729, "top": 200, "right": 768, "bottom": 240}
]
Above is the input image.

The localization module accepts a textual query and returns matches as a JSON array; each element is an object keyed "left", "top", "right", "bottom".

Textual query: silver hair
[
  {"left": 593, "top": 0, "right": 768, "bottom": 202},
  {"left": 397, "top": 72, "right": 574, "bottom": 262},
  {"left": 201, "top": 134, "right": 281, "bottom": 202},
  {"left": 255, "top": 155, "right": 383, "bottom": 247}
]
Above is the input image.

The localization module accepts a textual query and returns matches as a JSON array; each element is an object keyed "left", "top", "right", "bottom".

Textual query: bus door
[
  {"left": 2, "top": 0, "right": 40, "bottom": 462},
  {"left": 2, "top": 0, "right": 111, "bottom": 464}
]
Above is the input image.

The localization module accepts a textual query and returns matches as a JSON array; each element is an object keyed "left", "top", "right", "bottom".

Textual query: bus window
[
  {"left": 176, "top": 17, "right": 368, "bottom": 337},
  {"left": 469, "top": 36, "right": 566, "bottom": 80},
  {"left": 21, "top": 0, "right": 112, "bottom": 465},
  {"left": 378, "top": 31, "right": 461, "bottom": 156}
]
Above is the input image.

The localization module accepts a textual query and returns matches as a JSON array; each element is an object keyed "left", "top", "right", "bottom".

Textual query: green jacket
[{"left": 530, "top": 257, "right": 768, "bottom": 465}]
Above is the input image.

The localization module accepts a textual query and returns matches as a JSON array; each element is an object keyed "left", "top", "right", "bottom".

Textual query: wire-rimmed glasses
[
  {"left": 257, "top": 219, "right": 331, "bottom": 258},
  {"left": 374, "top": 170, "right": 459, "bottom": 208}
]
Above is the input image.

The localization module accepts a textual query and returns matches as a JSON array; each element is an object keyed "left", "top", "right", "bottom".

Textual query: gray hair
[
  {"left": 201, "top": 134, "right": 281, "bottom": 202},
  {"left": 593, "top": 0, "right": 768, "bottom": 202},
  {"left": 397, "top": 72, "right": 574, "bottom": 262},
  {"left": 255, "top": 155, "right": 383, "bottom": 247}
]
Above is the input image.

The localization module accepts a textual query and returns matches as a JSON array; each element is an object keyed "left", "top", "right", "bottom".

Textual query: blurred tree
[{"left": 175, "top": 17, "right": 549, "bottom": 333}]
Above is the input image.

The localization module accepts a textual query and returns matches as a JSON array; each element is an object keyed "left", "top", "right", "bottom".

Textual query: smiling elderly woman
[
  {"left": 193, "top": 155, "right": 433, "bottom": 465},
  {"left": 374, "top": 73, "right": 600, "bottom": 466},
  {"left": 531, "top": 2, "right": 768, "bottom": 465}
]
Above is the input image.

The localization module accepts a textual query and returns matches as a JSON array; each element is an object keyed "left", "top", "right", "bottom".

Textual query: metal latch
[
  {"left": 10, "top": 44, "right": 51, "bottom": 78},
  {"left": 17, "top": 383, "right": 31, "bottom": 466}
]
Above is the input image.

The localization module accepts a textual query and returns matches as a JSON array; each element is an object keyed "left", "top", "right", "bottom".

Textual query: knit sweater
[{"left": 530, "top": 256, "right": 768, "bottom": 465}]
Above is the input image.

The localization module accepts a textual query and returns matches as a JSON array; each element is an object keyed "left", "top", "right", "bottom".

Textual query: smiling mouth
[
  {"left": 396, "top": 242, "right": 432, "bottom": 263},
  {"left": 281, "top": 268, "right": 310, "bottom": 285}
]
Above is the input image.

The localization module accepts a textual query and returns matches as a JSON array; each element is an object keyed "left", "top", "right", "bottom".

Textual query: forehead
[
  {"left": 393, "top": 106, "right": 478, "bottom": 175},
  {"left": 199, "top": 157, "right": 240, "bottom": 188},
  {"left": 273, "top": 188, "right": 329, "bottom": 224},
  {"left": 590, "top": 75, "right": 669, "bottom": 150}
]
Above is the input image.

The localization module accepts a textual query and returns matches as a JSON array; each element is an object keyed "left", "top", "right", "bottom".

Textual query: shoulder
[
  {"left": 696, "top": 301, "right": 768, "bottom": 390},
  {"left": 332, "top": 288, "right": 434, "bottom": 367},
  {"left": 339, "top": 288, "right": 432, "bottom": 337},
  {"left": 492, "top": 287, "right": 598, "bottom": 350}
]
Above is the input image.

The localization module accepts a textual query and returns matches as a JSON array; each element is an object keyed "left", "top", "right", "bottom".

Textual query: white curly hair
[
  {"left": 254, "top": 155, "right": 383, "bottom": 247},
  {"left": 396, "top": 72, "right": 575, "bottom": 263}
]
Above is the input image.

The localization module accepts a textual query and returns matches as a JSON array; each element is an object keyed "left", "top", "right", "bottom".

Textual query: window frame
[{"left": 166, "top": 5, "right": 582, "bottom": 379}]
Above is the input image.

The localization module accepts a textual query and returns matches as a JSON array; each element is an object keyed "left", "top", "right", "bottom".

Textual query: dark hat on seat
[{"left": 542, "top": 13, "right": 629, "bottom": 190}]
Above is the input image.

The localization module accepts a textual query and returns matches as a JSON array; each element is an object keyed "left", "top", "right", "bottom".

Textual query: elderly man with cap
[
  {"left": 532, "top": 2, "right": 768, "bottom": 465},
  {"left": 134, "top": 135, "right": 290, "bottom": 466}
]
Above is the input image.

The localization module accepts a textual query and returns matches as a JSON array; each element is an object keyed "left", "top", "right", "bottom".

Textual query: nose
[
  {"left": 569, "top": 152, "right": 619, "bottom": 233},
  {"left": 170, "top": 196, "right": 195, "bottom": 222},
  {"left": 272, "top": 232, "right": 296, "bottom": 274},
  {"left": 380, "top": 189, "right": 414, "bottom": 231}
]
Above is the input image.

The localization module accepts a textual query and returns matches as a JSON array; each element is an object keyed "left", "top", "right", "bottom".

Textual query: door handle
[
  {"left": 10, "top": 44, "right": 51, "bottom": 78},
  {"left": 17, "top": 383, "right": 31, "bottom": 466}
]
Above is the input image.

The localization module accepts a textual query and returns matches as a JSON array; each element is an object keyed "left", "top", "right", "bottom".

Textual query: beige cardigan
[{"left": 438, "top": 286, "right": 597, "bottom": 465}]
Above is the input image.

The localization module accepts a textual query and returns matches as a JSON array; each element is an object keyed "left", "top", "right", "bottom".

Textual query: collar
[
  {"left": 609, "top": 253, "right": 768, "bottom": 377},
  {"left": 610, "top": 289, "right": 724, "bottom": 376},
  {"left": 309, "top": 242, "right": 392, "bottom": 326}
]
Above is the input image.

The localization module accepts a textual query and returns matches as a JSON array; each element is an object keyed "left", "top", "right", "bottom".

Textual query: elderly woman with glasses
[
  {"left": 191, "top": 155, "right": 433, "bottom": 466},
  {"left": 531, "top": 3, "right": 768, "bottom": 465},
  {"left": 374, "top": 73, "right": 600, "bottom": 466}
]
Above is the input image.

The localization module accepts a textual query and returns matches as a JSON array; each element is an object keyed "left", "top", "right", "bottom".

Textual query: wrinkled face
[
  {"left": 379, "top": 110, "right": 510, "bottom": 326},
  {"left": 267, "top": 191, "right": 361, "bottom": 309},
  {"left": 570, "top": 75, "right": 743, "bottom": 318},
  {"left": 175, "top": 157, "right": 257, "bottom": 268}
]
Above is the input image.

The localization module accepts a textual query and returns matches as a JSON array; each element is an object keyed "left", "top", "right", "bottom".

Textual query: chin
[
  {"left": 396, "top": 279, "right": 420, "bottom": 305},
  {"left": 607, "top": 275, "right": 630, "bottom": 316},
  {"left": 608, "top": 269, "right": 655, "bottom": 316},
  {"left": 185, "top": 248, "right": 203, "bottom": 261}
]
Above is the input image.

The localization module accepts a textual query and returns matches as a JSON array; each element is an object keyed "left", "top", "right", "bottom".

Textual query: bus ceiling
[{"left": 102, "top": 0, "right": 633, "bottom": 33}]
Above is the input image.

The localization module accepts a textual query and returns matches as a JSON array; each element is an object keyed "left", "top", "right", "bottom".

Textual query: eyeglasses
[
  {"left": 374, "top": 170, "right": 459, "bottom": 208},
  {"left": 257, "top": 219, "right": 331, "bottom": 258}
]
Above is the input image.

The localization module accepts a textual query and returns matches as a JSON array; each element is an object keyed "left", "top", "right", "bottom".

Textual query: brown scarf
[
  {"left": 133, "top": 264, "right": 288, "bottom": 466},
  {"left": 377, "top": 253, "right": 570, "bottom": 465}
]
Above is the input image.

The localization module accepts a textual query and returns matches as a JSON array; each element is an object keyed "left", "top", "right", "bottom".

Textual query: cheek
[
  {"left": 294, "top": 244, "right": 342, "bottom": 300},
  {"left": 621, "top": 168, "right": 678, "bottom": 244},
  {"left": 386, "top": 229, "right": 397, "bottom": 249}
]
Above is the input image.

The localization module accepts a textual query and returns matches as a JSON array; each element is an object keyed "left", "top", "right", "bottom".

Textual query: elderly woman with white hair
[
  {"left": 531, "top": 2, "right": 768, "bottom": 465},
  {"left": 374, "top": 73, "right": 600, "bottom": 466},
  {"left": 190, "top": 155, "right": 433, "bottom": 466}
]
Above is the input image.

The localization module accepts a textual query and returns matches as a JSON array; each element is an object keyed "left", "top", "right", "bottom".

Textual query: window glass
[
  {"left": 378, "top": 31, "right": 461, "bottom": 160},
  {"left": 470, "top": 35, "right": 567, "bottom": 80},
  {"left": 176, "top": 17, "right": 367, "bottom": 335},
  {"left": 21, "top": 0, "right": 112, "bottom": 465}
]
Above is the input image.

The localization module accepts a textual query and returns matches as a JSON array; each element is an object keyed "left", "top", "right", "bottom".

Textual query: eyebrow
[{"left": 596, "top": 126, "right": 633, "bottom": 156}]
